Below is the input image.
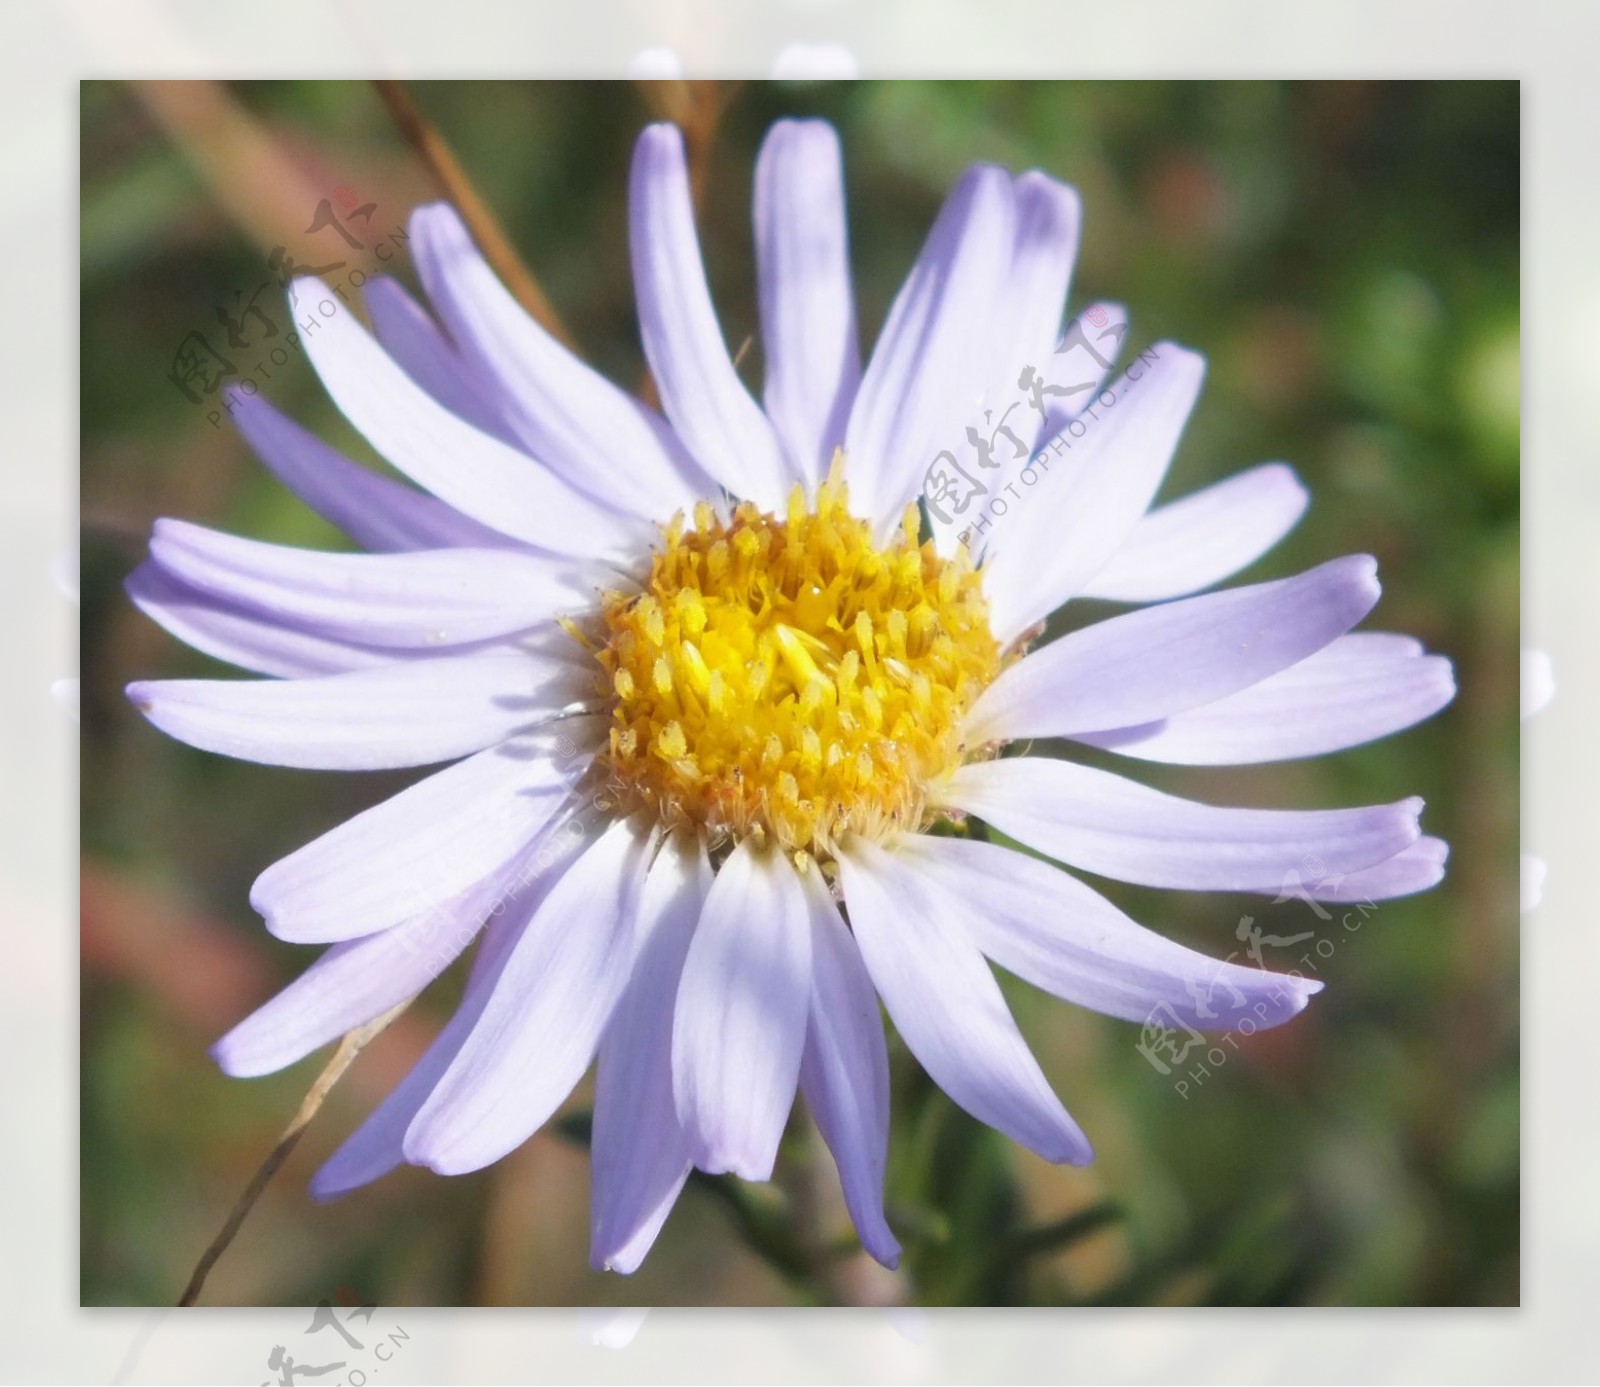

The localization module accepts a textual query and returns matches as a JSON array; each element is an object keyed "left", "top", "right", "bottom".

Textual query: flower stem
[
  {"left": 175, "top": 1002, "right": 409, "bottom": 1306},
  {"left": 372, "top": 79, "right": 575, "bottom": 348}
]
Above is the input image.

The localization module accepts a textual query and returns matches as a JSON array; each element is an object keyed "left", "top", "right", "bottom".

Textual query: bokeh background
[{"left": 79, "top": 79, "right": 1519, "bottom": 1308}]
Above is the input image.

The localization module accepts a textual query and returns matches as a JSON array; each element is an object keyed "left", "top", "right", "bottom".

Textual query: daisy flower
[{"left": 125, "top": 119, "right": 1455, "bottom": 1275}]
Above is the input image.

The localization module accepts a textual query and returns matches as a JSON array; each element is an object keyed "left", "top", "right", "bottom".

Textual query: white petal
[
  {"left": 126, "top": 650, "right": 586, "bottom": 771},
  {"left": 291, "top": 275, "right": 642, "bottom": 558},
  {"left": 990, "top": 174, "right": 1081, "bottom": 401},
  {"left": 409, "top": 203, "right": 715, "bottom": 519},
  {"left": 928, "top": 177, "right": 1083, "bottom": 559},
  {"left": 846, "top": 164, "right": 1017, "bottom": 530},
  {"left": 405, "top": 816, "right": 655, "bottom": 1174},
  {"left": 149, "top": 518, "right": 595, "bottom": 649},
  {"left": 980, "top": 345, "right": 1207, "bottom": 644},
  {"left": 755, "top": 120, "right": 860, "bottom": 485},
  {"left": 229, "top": 387, "right": 514, "bottom": 552},
  {"left": 966, "top": 555, "right": 1382, "bottom": 743},
  {"left": 363, "top": 274, "right": 521, "bottom": 446},
  {"left": 1079, "top": 463, "right": 1310, "bottom": 604},
  {"left": 1299, "top": 836, "right": 1450, "bottom": 903},
  {"left": 837, "top": 835, "right": 1091, "bottom": 1164},
  {"left": 1032, "top": 301, "right": 1131, "bottom": 447},
  {"left": 630, "top": 125, "right": 796, "bottom": 508},
  {"left": 590, "top": 831, "right": 712, "bottom": 1273},
  {"left": 671, "top": 839, "right": 812, "bottom": 1180},
  {"left": 797, "top": 865, "right": 900, "bottom": 1268},
  {"left": 310, "top": 806, "right": 603, "bottom": 1199},
  {"left": 310, "top": 905, "right": 530, "bottom": 1200},
  {"left": 951, "top": 300, "right": 1129, "bottom": 563},
  {"left": 941, "top": 757, "right": 1423, "bottom": 893},
  {"left": 126, "top": 561, "right": 392, "bottom": 678},
  {"left": 891, "top": 834, "right": 1321, "bottom": 1031},
  {"left": 213, "top": 860, "right": 521, "bottom": 1077},
  {"left": 252, "top": 717, "right": 601, "bottom": 942},
  {"left": 1075, "top": 634, "right": 1456, "bottom": 765}
]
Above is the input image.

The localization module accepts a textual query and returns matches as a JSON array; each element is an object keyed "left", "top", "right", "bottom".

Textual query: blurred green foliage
[{"left": 80, "top": 80, "right": 1518, "bottom": 1307}]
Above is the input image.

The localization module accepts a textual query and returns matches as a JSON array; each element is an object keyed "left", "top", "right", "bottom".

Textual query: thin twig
[
  {"left": 682, "top": 80, "right": 740, "bottom": 211},
  {"left": 372, "top": 79, "right": 575, "bottom": 348},
  {"left": 176, "top": 1002, "right": 410, "bottom": 1306}
]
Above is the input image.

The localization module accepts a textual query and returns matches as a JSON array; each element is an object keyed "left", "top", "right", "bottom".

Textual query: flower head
[{"left": 127, "top": 118, "right": 1455, "bottom": 1274}]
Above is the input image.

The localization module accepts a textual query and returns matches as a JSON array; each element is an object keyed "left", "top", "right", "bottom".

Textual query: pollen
[{"left": 591, "top": 468, "right": 1003, "bottom": 859}]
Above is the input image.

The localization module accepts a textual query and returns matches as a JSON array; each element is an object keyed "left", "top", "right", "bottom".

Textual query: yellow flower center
[{"left": 590, "top": 469, "right": 1002, "bottom": 861}]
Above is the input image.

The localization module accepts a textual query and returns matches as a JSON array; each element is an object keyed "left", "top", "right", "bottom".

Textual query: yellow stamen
[{"left": 590, "top": 470, "right": 1003, "bottom": 858}]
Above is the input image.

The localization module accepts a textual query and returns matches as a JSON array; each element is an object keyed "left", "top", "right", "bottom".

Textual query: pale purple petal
[
  {"left": 671, "top": 839, "right": 812, "bottom": 1181},
  {"left": 125, "top": 561, "right": 392, "bottom": 678},
  {"left": 845, "top": 164, "right": 1017, "bottom": 530},
  {"left": 1293, "top": 836, "right": 1450, "bottom": 903},
  {"left": 409, "top": 203, "right": 715, "bottom": 519},
  {"left": 149, "top": 518, "right": 594, "bottom": 649},
  {"left": 1031, "top": 301, "right": 1130, "bottom": 449},
  {"left": 837, "top": 836, "right": 1092, "bottom": 1164},
  {"left": 252, "top": 717, "right": 602, "bottom": 942},
  {"left": 980, "top": 345, "right": 1207, "bottom": 644},
  {"left": 228, "top": 386, "right": 513, "bottom": 552},
  {"left": 755, "top": 119, "right": 860, "bottom": 484},
  {"left": 590, "top": 832, "right": 712, "bottom": 1274},
  {"left": 966, "top": 555, "right": 1382, "bottom": 744},
  {"left": 941, "top": 757, "right": 1424, "bottom": 893},
  {"left": 892, "top": 834, "right": 1322, "bottom": 1030},
  {"left": 961, "top": 300, "right": 1130, "bottom": 563},
  {"left": 308, "top": 810, "right": 601, "bottom": 1201},
  {"left": 213, "top": 859, "right": 523, "bottom": 1077},
  {"left": 1078, "top": 462, "right": 1311, "bottom": 604},
  {"left": 291, "top": 274, "right": 642, "bottom": 558},
  {"left": 126, "top": 650, "right": 586, "bottom": 771},
  {"left": 310, "top": 908, "right": 527, "bottom": 1200},
  {"left": 1075, "top": 634, "right": 1456, "bottom": 765},
  {"left": 797, "top": 864, "right": 900, "bottom": 1269},
  {"left": 991, "top": 174, "right": 1081, "bottom": 397},
  {"left": 362, "top": 273, "right": 521, "bottom": 447},
  {"left": 1320, "top": 632, "right": 1426, "bottom": 660},
  {"left": 630, "top": 124, "right": 796, "bottom": 509},
  {"left": 929, "top": 176, "right": 1084, "bottom": 558},
  {"left": 405, "top": 816, "right": 654, "bottom": 1174}
]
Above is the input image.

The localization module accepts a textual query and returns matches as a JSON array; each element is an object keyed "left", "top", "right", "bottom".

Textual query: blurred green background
[{"left": 79, "top": 79, "right": 1520, "bottom": 1307}]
